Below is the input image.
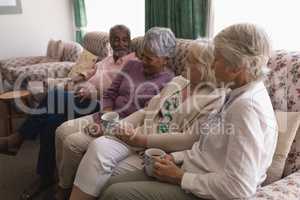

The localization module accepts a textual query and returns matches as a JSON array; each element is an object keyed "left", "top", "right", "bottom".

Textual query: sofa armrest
[
  {"left": 0, "top": 70, "right": 4, "bottom": 94},
  {"left": 0, "top": 56, "right": 46, "bottom": 69},
  {"left": 3, "top": 61, "right": 75, "bottom": 87},
  {"left": 254, "top": 169, "right": 300, "bottom": 199}
]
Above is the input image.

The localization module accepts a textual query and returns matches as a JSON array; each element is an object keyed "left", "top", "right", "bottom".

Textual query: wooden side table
[{"left": 0, "top": 90, "right": 31, "bottom": 136}]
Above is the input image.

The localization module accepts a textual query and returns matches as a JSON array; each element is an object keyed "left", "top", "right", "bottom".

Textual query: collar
[
  {"left": 226, "top": 80, "right": 264, "bottom": 104},
  {"left": 114, "top": 52, "right": 135, "bottom": 65}
]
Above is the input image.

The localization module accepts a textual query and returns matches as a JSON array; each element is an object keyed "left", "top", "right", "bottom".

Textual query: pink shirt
[{"left": 87, "top": 52, "right": 137, "bottom": 97}]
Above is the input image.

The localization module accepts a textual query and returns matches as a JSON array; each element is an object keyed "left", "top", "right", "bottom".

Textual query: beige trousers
[
  {"left": 100, "top": 170, "right": 200, "bottom": 200},
  {"left": 55, "top": 114, "right": 95, "bottom": 188}
]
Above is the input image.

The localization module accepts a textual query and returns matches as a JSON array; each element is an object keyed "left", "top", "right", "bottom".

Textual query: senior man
[{"left": 11, "top": 24, "right": 136, "bottom": 200}]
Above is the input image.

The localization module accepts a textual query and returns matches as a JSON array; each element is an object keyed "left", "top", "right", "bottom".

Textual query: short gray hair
[
  {"left": 214, "top": 23, "right": 272, "bottom": 81},
  {"left": 186, "top": 39, "right": 215, "bottom": 82},
  {"left": 109, "top": 24, "right": 131, "bottom": 39},
  {"left": 143, "top": 27, "right": 176, "bottom": 58}
]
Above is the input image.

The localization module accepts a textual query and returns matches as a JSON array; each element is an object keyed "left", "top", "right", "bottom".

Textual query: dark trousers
[{"left": 18, "top": 89, "right": 100, "bottom": 178}]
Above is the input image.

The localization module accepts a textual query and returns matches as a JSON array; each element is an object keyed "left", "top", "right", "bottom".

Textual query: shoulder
[
  {"left": 163, "top": 76, "right": 189, "bottom": 91},
  {"left": 98, "top": 55, "right": 113, "bottom": 64},
  {"left": 126, "top": 52, "right": 138, "bottom": 61},
  {"left": 95, "top": 55, "right": 113, "bottom": 67},
  {"left": 122, "top": 59, "right": 143, "bottom": 71},
  {"left": 160, "top": 68, "right": 175, "bottom": 82},
  {"left": 122, "top": 52, "right": 139, "bottom": 65},
  {"left": 171, "top": 75, "right": 189, "bottom": 85},
  {"left": 228, "top": 96, "right": 274, "bottom": 127}
]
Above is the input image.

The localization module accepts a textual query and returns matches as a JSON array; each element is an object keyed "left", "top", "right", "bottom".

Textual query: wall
[
  {"left": 86, "top": 0, "right": 145, "bottom": 38},
  {"left": 214, "top": 0, "right": 300, "bottom": 51},
  {"left": 0, "top": 0, "right": 74, "bottom": 59}
]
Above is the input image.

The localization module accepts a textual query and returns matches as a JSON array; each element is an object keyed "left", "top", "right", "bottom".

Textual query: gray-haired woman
[
  {"left": 69, "top": 39, "right": 227, "bottom": 200},
  {"left": 97, "top": 23, "right": 277, "bottom": 200},
  {"left": 55, "top": 27, "right": 178, "bottom": 199}
]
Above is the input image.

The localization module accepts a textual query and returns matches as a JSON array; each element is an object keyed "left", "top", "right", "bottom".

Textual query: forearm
[
  {"left": 102, "top": 107, "right": 113, "bottom": 112},
  {"left": 120, "top": 109, "right": 146, "bottom": 129},
  {"left": 146, "top": 130, "right": 199, "bottom": 152}
]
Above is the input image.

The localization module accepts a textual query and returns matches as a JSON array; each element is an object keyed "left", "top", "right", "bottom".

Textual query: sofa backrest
[
  {"left": 266, "top": 50, "right": 300, "bottom": 176},
  {"left": 83, "top": 31, "right": 300, "bottom": 111},
  {"left": 82, "top": 32, "right": 193, "bottom": 75},
  {"left": 265, "top": 50, "right": 300, "bottom": 112},
  {"left": 83, "top": 32, "right": 112, "bottom": 61},
  {"left": 61, "top": 41, "right": 83, "bottom": 62}
]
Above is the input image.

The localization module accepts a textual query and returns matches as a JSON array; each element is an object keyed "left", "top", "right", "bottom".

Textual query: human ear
[{"left": 162, "top": 57, "right": 169, "bottom": 66}]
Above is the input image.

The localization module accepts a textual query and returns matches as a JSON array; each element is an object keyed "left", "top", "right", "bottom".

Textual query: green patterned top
[{"left": 157, "top": 91, "right": 182, "bottom": 133}]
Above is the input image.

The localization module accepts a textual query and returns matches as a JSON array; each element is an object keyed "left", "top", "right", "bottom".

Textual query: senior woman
[
  {"left": 54, "top": 27, "right": 175, "bottom": 199},
  {"left": 98, "top": 23, "right": 278, "bottom": 200},
  {"left": 69, "top": 39, "right": 227, "bottom": 200}
]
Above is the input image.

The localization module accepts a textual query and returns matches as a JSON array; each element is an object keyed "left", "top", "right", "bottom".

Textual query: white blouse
[{"left": 172, "top": 81, "right": 278, "bottom": 200}]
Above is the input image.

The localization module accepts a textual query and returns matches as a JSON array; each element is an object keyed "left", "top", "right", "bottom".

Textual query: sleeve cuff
[
  {"left": 171, "top": 151, "right": 185, "bottom": 164},
  {"left": 146, "top": 135, "right": 162, "bottom": 148},
  {"left": 101, "top": 99, "right": 113, "bottom": 109},
  {"left": 80, "top": 71, "right": 89, "bottom": 78},
  {"left": 181, "top": 172, "right": 197, "bottom": 192}
]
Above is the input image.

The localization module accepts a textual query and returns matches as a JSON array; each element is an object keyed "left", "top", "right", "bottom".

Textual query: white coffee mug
[
  {"left": 101, "top": 112, "right": 119, "bottom": 135},
  {"left": 144, "top": 148, "right": 166, "bottom": 177}
]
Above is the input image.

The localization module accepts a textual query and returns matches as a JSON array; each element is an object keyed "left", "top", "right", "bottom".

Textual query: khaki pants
[
  {"left": 55, "top": 114, "right": 95, "bottom": 188},
  {"left": 100, "top": 170, "right": 200, "bottom": 200}
]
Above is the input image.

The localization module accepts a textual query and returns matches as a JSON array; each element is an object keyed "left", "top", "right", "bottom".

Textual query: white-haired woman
[
  {"left": 69, "top": 39, "right": 227, "bottom": 200},
  {"left": 98, "top": 23, "right": 278, "bottom": 200}
]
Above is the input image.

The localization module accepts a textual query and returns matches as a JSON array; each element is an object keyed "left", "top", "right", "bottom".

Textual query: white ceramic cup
[
  {"left": 144, "top": 148, "right": 166, "bottom": 177},
  {"left": 101, "top": 112, "right": 120, "bottom": 135}
]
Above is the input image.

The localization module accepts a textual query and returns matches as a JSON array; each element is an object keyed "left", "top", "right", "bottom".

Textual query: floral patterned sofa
[
  {"left": 0, "top": 32, "right": 112, "bottom": 96},
  {"left": 79, "top": 32, "right": 300, "bottom": 199},
  {"left": 0, "top": 41, "right": 83, "bottom": 92},
  {"left": 254, "top": 50, "right": 300, "bottom": 199}
]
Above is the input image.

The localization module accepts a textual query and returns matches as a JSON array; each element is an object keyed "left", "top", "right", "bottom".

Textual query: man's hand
[
  {"left": 74, "top": 86, "right": 91, "bottom": 102},
  {"left": 102, "top": 107, "right": 113, "bottom": 113},
  {"left": 83, "top": 123, "right": 103, "bottom": 138},
  {"left": 153, "top": 157, "right": 184, "bottom": 185},
  {"left": 115, "top": 123, "right": 147, "bottom": 147},
  {"left": 164, "top": 154, "right": 175, "bottom": 163},
  {"left": 71, "top": 74, "right": 85, "bottom": 84}
]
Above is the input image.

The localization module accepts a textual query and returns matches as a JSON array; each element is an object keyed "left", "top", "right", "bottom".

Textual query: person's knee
[
  {"left": 88, "top": 138, "right": 108, "bottom": 154},
  {"left": 87, "top": 138, "right": 116, "bottom": 172},
  {"left": 56, "top": 121, "right": 70, "bottom": 143},
  {"left": 100, "top": 183, "right": 131, "bottom": 200},
  {"left": 63, "top": 134, "right": 87, "bottom": 155}
]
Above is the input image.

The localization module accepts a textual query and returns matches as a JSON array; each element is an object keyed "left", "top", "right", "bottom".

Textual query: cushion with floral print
[
  {"left": 255, "top": 170, "right": 300, "bottom": 200},
  {"left": 265, "top": 50, "right": 300, "bottom": 176}
]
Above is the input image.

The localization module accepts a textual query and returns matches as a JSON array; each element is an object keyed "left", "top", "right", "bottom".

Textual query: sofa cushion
[
  {"left": 283, "top": 128, "right": 300, "bottom": 177},
  {"left": 61, "top": 41, "right": 83, "bottom": 62},
  {"left": 46, "top": 39, "right": 64, "bottom": 60},
  {"left": 83, "top": 32, "right": 112, "bottom": 62},
  {"left": 264, "top": 111, "right": 300, "bottom": 185},
  {"left": 39, "top": 57, "right": 60, "bottom": 63},
  {"left": 265, "top": 50, "right": 300, "bottom": 176},
  {"left": 256, "top": 169, "right": 300, "bottom": 200},
  {"left": 266, "top": 50, "right": 300, "bottom": 112},
  {"left": 8, "top": 62, "right": 74, "bottom": 88},
  {"left": 68, "top": 49, "right": 98, "bottom": 79}
]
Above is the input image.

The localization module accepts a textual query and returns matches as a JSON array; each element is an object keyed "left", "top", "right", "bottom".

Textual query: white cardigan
[
  {"left": 172, "top": 81, "right": 278, "bottom": 200},
  {"left": 121, "top": 75, "right": 227, "bottom": 152}
]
